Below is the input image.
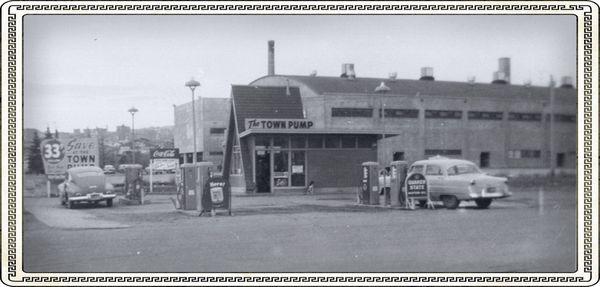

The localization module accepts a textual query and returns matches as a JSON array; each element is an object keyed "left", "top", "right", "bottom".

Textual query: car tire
[
  {"left": 475, "top": 198, "right": 492, "bottom": 209},
  {"left": 417, "top": 200, "right": 427, "bottom": 208},
  {"left": 67, "top": 200, "right": 74, "bottom": 209},
  {"left": 60, "top": 195, "right": 66, "bottom": 206},
  {"left": 106, "top": 199, "right": 113, "bottom": 207},
  {"left": 442, "top": 195, "right": 460, "bottom": 209}
]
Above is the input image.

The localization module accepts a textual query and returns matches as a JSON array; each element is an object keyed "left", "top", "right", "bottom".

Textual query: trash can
[
  {"left": 389, "top": 161, "right": 408, "bottom": 207},
  {"left": 360, "top": 162, "right": 379, "bottom": 205},
  {"left": 180, "top": 162, "right": 213, "bottom": 210}
]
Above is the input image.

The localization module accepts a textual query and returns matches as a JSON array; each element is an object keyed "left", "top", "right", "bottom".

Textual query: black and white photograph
[{"left": 1, "top": 1, "right": 598, "bottom": 286}]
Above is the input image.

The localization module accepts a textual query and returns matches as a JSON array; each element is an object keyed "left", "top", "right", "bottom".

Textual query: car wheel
[
  {"left": 106, "top": 199, "right": 113, "bottom": 207},
  {"left": 417, "top": 200, "right": 427, "bottom": 207},
  {"left": 442, "top": 195, "right": 460, "bottom": 209},
  {"left": 67, "top": 200, "right": 74, "bottom": 209},
  {"left": 60, "top": 195, "right": 66, "bottom": 206},
  {"left": 475, "top": 198, "right": 492, "bottom": 209}
]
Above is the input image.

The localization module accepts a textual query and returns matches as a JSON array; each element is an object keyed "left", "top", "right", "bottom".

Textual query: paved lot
[{"left": 23, "top": 188, "right": 576, "bottom": 273}]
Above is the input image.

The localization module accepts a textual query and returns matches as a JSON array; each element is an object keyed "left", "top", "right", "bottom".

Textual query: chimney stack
[
  {"left": 492, "top": 57, "right": 511, "bottom": 84},
  {"left": 388, "top": 72, "right": 397, "bottom": 81},
  {"left": 268, "top": 40, "right": 275, "bottom": 76},
  {"left": 419, "top": 67, "right": 434, "bottom": 81},
  {"left": 341, "top": 63, "right": 356, "bottom": 79}
]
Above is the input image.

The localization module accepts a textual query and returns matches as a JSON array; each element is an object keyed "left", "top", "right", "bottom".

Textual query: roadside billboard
[
  {"left": 40, "top": 137, "right": 100, "bottom": 180},
  {"left": 149, "top": 148, "right": 179, "bottom": 170}
]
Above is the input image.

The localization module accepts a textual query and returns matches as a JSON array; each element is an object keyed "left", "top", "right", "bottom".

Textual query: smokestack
[
  {"left": 420, "top": 67, "right": 434, "bottom": 81},
  {"left": 492, "top": 57, "right": 510, "bottom": 84},
  {"left": 341, "top": 63, "right": 356, "bottom": 79},
  {"left": 268, "top": 40, "right": 275, "bottom": 76}
]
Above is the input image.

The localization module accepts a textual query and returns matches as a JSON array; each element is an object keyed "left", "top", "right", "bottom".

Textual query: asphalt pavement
[{"left": 23, "top": 189, "right": 576, "bottom": 273}]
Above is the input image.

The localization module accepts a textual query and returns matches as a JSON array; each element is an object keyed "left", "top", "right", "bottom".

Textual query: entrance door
[
  {"left": 480, "top": 152, "right": 490, "bottom": 168},
  {"left": 255, "top": 150, "right": 271, "bottom": 193}
]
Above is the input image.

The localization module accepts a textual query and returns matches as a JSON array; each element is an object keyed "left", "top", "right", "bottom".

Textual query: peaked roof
[
  {"left": 253, "top": 75, "right": 576, "bottom": 100},
  {"left": 231, "top": 85, "right": 304, "bottom": 133}
]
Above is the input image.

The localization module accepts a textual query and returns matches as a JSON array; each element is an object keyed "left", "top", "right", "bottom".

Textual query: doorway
[
  {"left": 480, "top": 152, "right": 490, "bottom": 168},
  {"left": 255, "top": 150, "right": 271, "bottom": 193}
]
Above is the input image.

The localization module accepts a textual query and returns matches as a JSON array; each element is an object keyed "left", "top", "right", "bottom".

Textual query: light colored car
[
  {"left": 59, "top": 166, "right": 117, "bottom": 209},
  {"left": 103, "top": 165, "right": 116, "bottom": 174},
  {"left": 408, "top": 156, "right": 511, "bottom": 209}
]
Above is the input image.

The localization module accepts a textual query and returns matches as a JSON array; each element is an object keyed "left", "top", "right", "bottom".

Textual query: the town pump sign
[
  {"left": 40, "top": 137, "right": 100, "bottom": 179},
  {"left": 245, "top": 118, "right": 314, "bottom": 130}
]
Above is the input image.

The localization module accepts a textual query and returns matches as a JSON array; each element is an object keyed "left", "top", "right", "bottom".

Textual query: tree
[
  {"left": 27, "top": 131, "right": 44, "bottom": 174},
  {"left": 54, "top": 129, "right": 59, "bottom": 139}
]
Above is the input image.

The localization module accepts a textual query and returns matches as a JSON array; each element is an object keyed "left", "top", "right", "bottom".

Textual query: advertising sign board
[
  {"left": 245, "top": 118, "right": 314, "bottom": 130},
  {"left": 40, "top": 137, "right": 100, "bottom": 181},
  {"left": 405, "top": 173, "right": 428, "bottom": 199},
  {"left": 201, "top": 175, "right": 231, "bottom": 215}
]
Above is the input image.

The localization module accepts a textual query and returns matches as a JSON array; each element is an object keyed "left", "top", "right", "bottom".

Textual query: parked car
[
  {"left": 103, "top": 165, "right": 116, "bottom": 174},
  {"left": 408, "top": 156, "right": 511, "bottom": 209},
  {"left": 58, "top": 166, "right": 117, "bottom": 209}
]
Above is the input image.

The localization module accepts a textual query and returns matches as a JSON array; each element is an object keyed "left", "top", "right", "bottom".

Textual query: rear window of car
[
  {"left": 447, "top": 164, "right": 479, "bottom": 175},
  {"left": 409, "top": 165, "right": 424, "bottom": 173},
  {"left": 425, "top": 165, "right": 443, "bottom": 175}
]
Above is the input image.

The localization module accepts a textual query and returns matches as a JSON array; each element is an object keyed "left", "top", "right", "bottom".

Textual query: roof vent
[
  {"left": 492, "top": 57, "right": 510, "bottom": 84},
  {"left": 310, "top": 70, "right": 317, "bottom": 77},
  {"left": 388, "top": 72, "right": 397, "bottom": 81},
  {"left": 560, "top": 76, "right": 574, "bottom": 88},
  {"left": 419, "top": 67, "right": 434, "bottom": 81},
  {"left": 468, "top": 76, "right": 476, "bottom": 85},
  {"left": 524, "top": 80, "right": 532, "bottom": 87},
  {"left": 341, "top": 63, "right": 356, "bottom": 79}
]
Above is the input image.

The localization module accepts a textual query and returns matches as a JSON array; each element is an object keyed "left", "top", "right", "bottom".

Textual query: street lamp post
[
  {"left": 185, "top": 79, "right": 201, "bottom": 164},
  {"left": 375, "top": 82, "right": 391, "bottom": 164},
  {"left": 128, "top": 107, "right": 138, "bottom": 164},
  {"left": 549, "top": 76, "right": 556, "bottom": 178}
]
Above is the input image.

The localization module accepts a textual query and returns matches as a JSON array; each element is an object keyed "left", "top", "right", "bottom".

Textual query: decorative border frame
[{"left": 1, "top": 1, "right": 597, "bottom": 286}]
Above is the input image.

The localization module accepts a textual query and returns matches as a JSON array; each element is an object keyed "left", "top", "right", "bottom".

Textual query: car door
[{"left": 425, "top": 164, "right": 445, "bottom": 199}]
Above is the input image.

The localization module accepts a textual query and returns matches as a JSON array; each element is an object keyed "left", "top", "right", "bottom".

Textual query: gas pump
[
  {"left": 122, "top": 164, "right": 144, "bottom": 204},
  {"left": 389, "top": 161, "right": 408, "bottom": 207},
  {"left": 179, "top": 162, "right": 214, "bottom": 210},
  {"left": 360, "top": 162, "right": 380, "bottom": 205}
]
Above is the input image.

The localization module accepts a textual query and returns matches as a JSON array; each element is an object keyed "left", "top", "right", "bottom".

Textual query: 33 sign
[{"left": 41, "top": 139, "right": 64, "bottom": 164}]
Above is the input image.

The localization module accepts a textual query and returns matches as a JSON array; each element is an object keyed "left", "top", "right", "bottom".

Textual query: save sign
[{"left": 40, "top": 137, "right": 100, "bottom": 178}]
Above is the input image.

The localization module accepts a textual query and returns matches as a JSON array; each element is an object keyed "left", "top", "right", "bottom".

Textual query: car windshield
[
  {"left": 447, "top": 164, "right": 480, "bottom": 175},
  {"left": 74, "top": 171, "right": 103, "bottom": 178},
  {"left": 409, "top": 165, "right": 424, "bottom": 174}
]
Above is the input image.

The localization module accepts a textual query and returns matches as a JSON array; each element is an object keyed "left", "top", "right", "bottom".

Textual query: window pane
[
  {"left": 308, "top": 136, "right": 323, "bottom": 148},
  {"left": 325, "top": 135, "right": 340, "bottom": 148},
  {"left": 425, "top": 165, "right": 442, "bottom": 175},
  {"left": 341, "top": 136, "right": 356, "bottom": 148},
  {"left": 273, "top": 136, "right": 289, "bottom": 148},
  {"left": 255, "top": 136, "right": 271, "bottom": 148},
  {"left": 273, "top": 150, "right": 289, "bottom": 187},
  {"left": 291, "top": 151, "right": 305, "bottom": 186},
  {"left": 357, "top": 136, "right": 374, "bottom": 148},
  {"left": 291, "top": 136, "right": 306, "bottom": 148}
]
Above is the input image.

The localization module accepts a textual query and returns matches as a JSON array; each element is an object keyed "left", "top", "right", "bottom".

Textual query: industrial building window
[
  {"left": 325, "top": 135, "right": 340, "bottom": 148},
  {"left": 424, "top": 149, "right": 462, "bottom": 156},
  {"left": 357, "top": 136, "right": 375, "bottom": 148},
  {"left": 508, "top": 112, "right": 542, "bottom": 121},
  {"left": 341, "top": 136, "right": 357, "bottom": 148},
  {"left": 308, "top": 136, "right": 323, "bottom": 148},
  {"left": 508, "top": 149, "right": 541, "bottom": 159},
  {"left": 468, "top": 111, "right": 503, "bottom": 120},
  {"left": 547, "top": 114, "right": 576, "bottom": 123},
  {"left": 380, "top": 109, "right": 419, "bottom": 118},
  {"left": 209, "top": 151, "right": 223, "bottom": 156},
  {"left": 425, "top": 110, "right": 462, "bottom": 119},
  {"left": 210, "top": 128, "right": 226, "bottom": 134},
  {"left": 332, "top": 108, "right": 373, "bottom": 117}
]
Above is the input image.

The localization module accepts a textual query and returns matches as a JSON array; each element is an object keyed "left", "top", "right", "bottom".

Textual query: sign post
[{"left": 149, "top": 148, "right": 179, "bottom": 195}]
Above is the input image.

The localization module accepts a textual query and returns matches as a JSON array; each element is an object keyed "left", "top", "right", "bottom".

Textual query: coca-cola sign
[{"left": 151, "top": 148, "right": 179, "bottom": 159}]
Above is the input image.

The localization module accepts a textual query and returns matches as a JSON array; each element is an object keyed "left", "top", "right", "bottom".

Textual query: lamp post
[
  {"left": 375, "top": 82, "right": 391, "bottom": 164},
  {"left": 185, "top": 79, "right": 201, "bottom": 164},
  {"left": 128, "top": 107, "right": 138, "bottom": 164},
  {"left": 549, "top": 76, "right": 556, "bottom": 178}
]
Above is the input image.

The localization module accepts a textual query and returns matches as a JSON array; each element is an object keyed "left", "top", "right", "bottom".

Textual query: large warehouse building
[{"left": 177, "top": 41, "right": 577, "bottom": 194}]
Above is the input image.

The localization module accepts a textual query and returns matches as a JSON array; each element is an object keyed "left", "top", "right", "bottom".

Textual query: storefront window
[
  {"left": 255, "top": 136, "right": 271, "bottom": 149},
  {"left": 291, "top": 151, "right": 306, "bottom": 186},
  {"left": 357, "top": 136, "right": 375, "bottom": 148},
  {"left": 308, "top": 135, "right": 323, "bottom": 148},
  {"left": 273, "top": 150, "right": 289, "bottom": 187},
  {"left": 291, "top": 136, "right": 306, "bottom": 148},
  {"left": 325, "top": 135, "right": 340, "bottom": 148},
  {"left": 273, "top": 136, "right": 289, "bottom": 149}
]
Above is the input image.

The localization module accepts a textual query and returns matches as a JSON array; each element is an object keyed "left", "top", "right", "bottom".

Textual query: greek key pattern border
[{"left": 3, "top": 2, "right": 595, "bottom": 285}]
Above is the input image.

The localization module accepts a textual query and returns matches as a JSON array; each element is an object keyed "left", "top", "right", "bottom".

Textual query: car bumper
[
  {"left": 68, "top": 193, "right": 116, "bottom": 202},
  {"left": 466, "top": 186, "right": 511, "bottom": 199}
]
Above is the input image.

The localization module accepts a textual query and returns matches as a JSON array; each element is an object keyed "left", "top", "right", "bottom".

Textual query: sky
[{"left": 24, "top": 15, "right": 576, "bottom": 132}]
